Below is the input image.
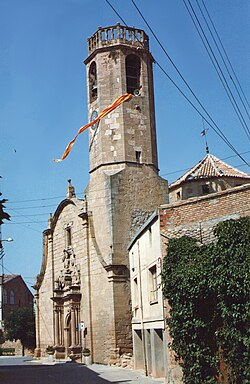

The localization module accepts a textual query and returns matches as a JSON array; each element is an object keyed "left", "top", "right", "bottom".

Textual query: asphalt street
[{"left": 0, "top": 357, "right": 164, "bottom": 384}]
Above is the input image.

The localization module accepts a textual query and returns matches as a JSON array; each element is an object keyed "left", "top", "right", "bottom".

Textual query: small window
[
  {"left": 10, "top": 290, "right": 15, "bottom": 305},
  {"left": 202, "top": 184, "right": 210, "bottom": 194},
  {"left": 149, "top": 227, "right": 152, "bottom": 247},
  {"left": 66, "top": 227, "right": 72, "bottom": 247},
  {"left": 126, "top": 54, "right": 141, "bottom": 94},
  {"left": 3, "top": 289, "right": 7, "bottom": 304},
  {"left": 176, "top": 191, "right": 181, "bottom": 200},
  {"left": 135, "top": 151, "right": 141, "bottom": 163},
  {"left": 133, "top": 277, "right": 139, "bottom": 307},
  {"left": 149, "top": 265, "right": 158, "bottom": 303},
  {"left": 89, "top": 61, "right": 97, "bottom": 102}
]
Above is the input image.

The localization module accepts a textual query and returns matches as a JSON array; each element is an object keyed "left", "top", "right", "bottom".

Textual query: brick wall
[
  {"left": 3, "top": 276, "right": 33, "bottom": 319},
  {"left": 160, "top": 184, "right": 250, "bottom": 246}
]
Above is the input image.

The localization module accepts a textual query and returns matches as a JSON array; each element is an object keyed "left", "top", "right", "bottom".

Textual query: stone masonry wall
[{"left": 86, "top": 163, "right": 168, "bottom": 364}]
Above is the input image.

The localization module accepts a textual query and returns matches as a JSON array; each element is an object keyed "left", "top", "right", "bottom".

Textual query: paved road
[{"left": 0, "top": 357, "right": 164, "bottom": 384}]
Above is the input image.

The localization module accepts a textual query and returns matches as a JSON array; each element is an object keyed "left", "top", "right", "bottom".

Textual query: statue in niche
[
  {"left": 62, "top": 249, "right": 70, "bottom": 271},
  {"left": 55, "top": 271, "right": 64, "bottom": 290},
  {"left": 72, "top": 264, "right": 81, "bottom": 286},
  {"left": 62, "top": 248, "right": 76, "bottom": 271}
]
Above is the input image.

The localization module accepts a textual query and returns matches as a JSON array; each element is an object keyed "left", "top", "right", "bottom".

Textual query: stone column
[
  {"left": 59, "top": 308, "right": 64, "bottom": 345},
  {"left": 54, "top": 308, "right": 59, "bottom": 346},
  {"left": 71, "top": 307, "right": 76, "bottom": 347},
  {"left": 75, "top": 306, "right": 79, "bottom": 345},
  {"left": 34, "top": 292, "right": 41, "bottom": 357}
]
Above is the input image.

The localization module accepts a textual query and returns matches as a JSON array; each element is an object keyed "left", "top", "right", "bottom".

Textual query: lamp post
[{"left": 0, "top": 237, "right": 13, "bottom": 330}]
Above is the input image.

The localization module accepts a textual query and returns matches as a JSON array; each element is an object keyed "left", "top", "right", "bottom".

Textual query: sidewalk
[
  {"left": 88, "top": 363, "right": 165, "bottom": 383},
  {"left": 0, "top": 356, "right": 165, "bottom": 383}
]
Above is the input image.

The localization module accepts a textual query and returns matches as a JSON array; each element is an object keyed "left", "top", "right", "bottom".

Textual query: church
[{"left": 34, "top": 24, "right": 168, "bottom": 364}]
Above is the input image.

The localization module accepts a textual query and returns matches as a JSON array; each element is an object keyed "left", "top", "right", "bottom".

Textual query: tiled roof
[{"left": 169, "top": 154, "right": 250, "bottom": 189}]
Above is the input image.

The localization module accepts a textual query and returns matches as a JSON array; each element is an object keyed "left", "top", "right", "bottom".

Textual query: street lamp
[{"left": 0, "top": 237, "right": 13, "bottom": 329}]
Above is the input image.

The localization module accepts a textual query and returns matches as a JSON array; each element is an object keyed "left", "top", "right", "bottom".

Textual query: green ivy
[{"left": 162, "top": 217, "right": 250, "bottom": 384}]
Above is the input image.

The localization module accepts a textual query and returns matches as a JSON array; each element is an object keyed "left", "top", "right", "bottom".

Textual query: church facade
[{"left": 34, "top": 24, "right": 168, "bottom": 364}]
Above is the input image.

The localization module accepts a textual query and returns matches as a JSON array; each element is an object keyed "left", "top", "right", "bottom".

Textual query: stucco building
[
  {"left": 128, "top": 155, "right": 250, "bottom": 381},
  {"left": 34, "top": 24, "right": 168, "bottom": 364}
]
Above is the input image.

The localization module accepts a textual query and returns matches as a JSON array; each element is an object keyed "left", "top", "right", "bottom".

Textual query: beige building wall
[{"left": 129, "top": 213, "right": 167, "bottom": 379}]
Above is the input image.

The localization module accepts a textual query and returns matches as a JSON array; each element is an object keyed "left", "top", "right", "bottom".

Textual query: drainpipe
[{"left": 85, "top": 196, "right": 94, "bottom": 361}]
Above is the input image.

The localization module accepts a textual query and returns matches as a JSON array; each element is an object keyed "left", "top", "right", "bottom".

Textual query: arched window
[
  {"left": 126, "top": 54, "right": 141, "bottom": 94},
  {"left": 89, "top": 62, "right": 97, "bottom": 102},
  {"left": 10, "top": 289, "right": 15, "bottom": 305},
  {"left": 3, "top": 289, "right": 7, "bottom": 304}
]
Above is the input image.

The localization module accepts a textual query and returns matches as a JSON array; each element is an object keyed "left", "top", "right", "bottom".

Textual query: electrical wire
[
  {"left": 5, "top": 150, "right": 250, "bottom": 213},
  {"left": 6, "top": 221, "right": 47, "bottom": 225},
  {"left": 183, "top": 0, "right": 250, "bottom": 139},
  {"left": 197, "top": 0, "right": 250, "bottom": 119},
  {"left": 131, "top": 0, "right": 250, "bottom": 143},
  {"left": 2, "top": 265, "right": 35, "bottom": 289},
  {"left": 8, "top": 203, "right": 61, "bottom": 210},
  {"left": 105, "top": 0, "right": 249, "bottom": 167},
  {"left": 6, "top": 192, "right": 84, "bottom": 204},
  {"left": 11, "top": 213, "right": 51, "bottom": 217},
  {"left": 200, "top": 0, "right": 250, "bottom": 112}
]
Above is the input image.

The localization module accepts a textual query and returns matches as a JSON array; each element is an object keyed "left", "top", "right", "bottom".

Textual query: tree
[
  {"left": 162, "top": 217, "right": 250, "bottom": 384},
  {"left": 0, "top": 193, "right": 10, "bottom": 226},
  {"left": 4, "top": 307, "right": 36, "bottom": 356},
  {"left": 0, "top": 329, "right": 5, "bottom": 345}
]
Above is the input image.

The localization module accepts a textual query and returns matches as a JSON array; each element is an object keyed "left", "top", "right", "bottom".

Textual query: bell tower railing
[{"left": 88, "top": 23, "right": 149, "bottom": 54}]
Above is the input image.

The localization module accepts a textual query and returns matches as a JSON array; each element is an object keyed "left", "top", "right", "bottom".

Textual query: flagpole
[{"left": 201, "top": 119, "right": 209, "bottom": 154}]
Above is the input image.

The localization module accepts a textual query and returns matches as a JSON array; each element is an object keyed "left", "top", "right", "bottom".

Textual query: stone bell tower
[
  {"left": 83, "top": 24, "right": 168, "bottom": 364},
  {"left": 85, "top": 23, "right": 159, "bottom": 172}
]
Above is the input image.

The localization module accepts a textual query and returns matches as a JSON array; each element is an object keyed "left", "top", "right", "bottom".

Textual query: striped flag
[{"left": 54, "top": 93, "right": 133, "bottom": 162}]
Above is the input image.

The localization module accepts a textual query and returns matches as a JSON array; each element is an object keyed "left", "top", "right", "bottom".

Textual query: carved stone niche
[
  {"left": 104, "top": 264, "right": 129, "bottom": 282},
  {"left": 54, "top": 262, "right": 81, "bottom": 294}
]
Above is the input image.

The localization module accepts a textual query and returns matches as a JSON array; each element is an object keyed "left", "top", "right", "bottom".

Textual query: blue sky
[{"left": 0, "top": 0, "right": 249, "bottom": 291}]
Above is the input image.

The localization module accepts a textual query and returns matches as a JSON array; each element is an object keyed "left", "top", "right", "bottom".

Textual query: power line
[
  {"left": 197, "top": 0, "right": 250, "bottom": 119},
  {"left": 161, "top": 162, "right": 248, "bottom": 177},
  {"left": 105, "top": 0, "right": 249, "bottom": 167},
  {"left": 5, "top": 164, "right": 249, "bottom": 216},
  {"left": 6, "top": 192, "right": 84, "bottom": 204},
  {"left": 11, "top": 213, "right": 51, "bottom": 218},
  {"left": 5, "top": 151, "right": 250, "bottom": 212},
  {"left": 131, "top": 0, "right": 250, "bottom": 142},
  {"left": 5, "top": 208, "right": 45, "bottom": 232},
  {"left": 200, "top": 0, "right": 250, "bottom": 113},
  {"left": 6, "top": 221, "right": 47, "bottom": 225},
  {"left": 8, "top": 203, "right": 60, "bottom": 210},
  {"left": 183, "top": 0, "right": 250, "bottom": 139}
]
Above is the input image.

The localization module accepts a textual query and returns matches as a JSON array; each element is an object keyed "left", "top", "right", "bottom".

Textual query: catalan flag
[{"left": 54, "top": 93, "right": 133, "bottom": 162}]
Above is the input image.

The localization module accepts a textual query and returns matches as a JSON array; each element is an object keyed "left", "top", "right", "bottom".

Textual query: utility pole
[
  {"left": 0, "top": 190, "right": 11, "bottom": 329},
  {"left": 0, "top": 236, "right": 13, "bottom": 329},
  {"left": 0, "top": 229, "right": 4, "bottom": 330}
]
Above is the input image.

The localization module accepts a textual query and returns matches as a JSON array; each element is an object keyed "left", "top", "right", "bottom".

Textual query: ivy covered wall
[{"left": 162, "top": 217, "right": 250, "bottom": 384}]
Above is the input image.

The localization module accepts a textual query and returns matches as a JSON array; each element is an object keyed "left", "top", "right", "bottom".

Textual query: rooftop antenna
[{"left": 201, "top": 118, "right": 209, "bottom": 154}]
